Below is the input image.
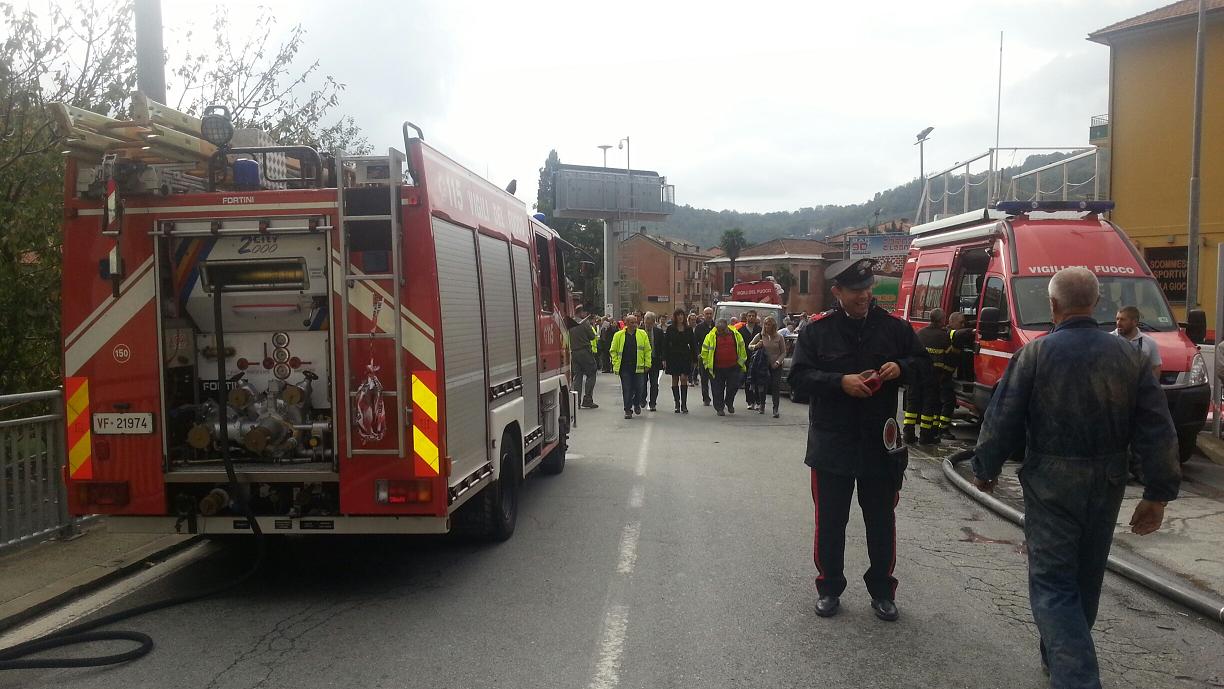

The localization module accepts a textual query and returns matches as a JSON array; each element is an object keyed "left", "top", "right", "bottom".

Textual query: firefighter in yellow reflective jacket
[
  {"left": 700, "top": 318, "right": 747, "bottom": 416},
  {"left": 611, "top": 314, "right": 653, "bottom": 419}
]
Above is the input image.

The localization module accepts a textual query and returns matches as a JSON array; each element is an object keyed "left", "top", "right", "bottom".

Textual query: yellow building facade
[{"left": 1091, "top": 1, "right": 1224, "bottom": 331}]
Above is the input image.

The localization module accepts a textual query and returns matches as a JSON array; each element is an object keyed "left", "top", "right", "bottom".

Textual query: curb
[
  {"left": 1195, "top": 431, "right": 1224, "bottom": 467},
  {"left": 0, "top": 530, "right": 202, "bottom": 633},
  {"left": 933, "top": 451, "right": 1224, "bottom": 625}
]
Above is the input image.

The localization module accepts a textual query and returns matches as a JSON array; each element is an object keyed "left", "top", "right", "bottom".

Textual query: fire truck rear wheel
[{"left": 454, "top": 435, "right": 520, "bottom": 541}]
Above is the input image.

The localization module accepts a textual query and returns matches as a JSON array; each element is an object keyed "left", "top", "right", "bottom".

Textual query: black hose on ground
[
  {"left": 941, "top": 449, "right": 1224, "bottom": 624},
  {"left": 0, "top": 287, "right": 267, "bottom": 670}
]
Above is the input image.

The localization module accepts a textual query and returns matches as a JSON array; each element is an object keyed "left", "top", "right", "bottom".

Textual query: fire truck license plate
[{"left": 92, "top": 413, "right": 154, "bottom": 435}]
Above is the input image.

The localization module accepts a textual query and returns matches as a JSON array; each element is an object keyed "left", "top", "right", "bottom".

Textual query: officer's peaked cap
[{"left": 827, "top": 258, "right": 876, "bottom": 290}]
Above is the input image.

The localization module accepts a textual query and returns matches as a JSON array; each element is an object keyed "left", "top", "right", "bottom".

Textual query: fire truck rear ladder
[{"left": 338, "top": 149, "right": 407, "bottom": 458}]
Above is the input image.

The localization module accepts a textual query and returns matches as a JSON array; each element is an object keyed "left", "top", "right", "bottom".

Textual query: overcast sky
[{"left": 158, "top": 0, "right": 1155, "bottom": 213}]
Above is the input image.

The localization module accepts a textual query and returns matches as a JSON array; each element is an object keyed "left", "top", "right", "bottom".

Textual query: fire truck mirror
[
  {"left": 1186, "top": 309, "right": 1207, "bottom": 344},
  {"left": 978, "top": 307, "right": 1005, "bottom": 341}
]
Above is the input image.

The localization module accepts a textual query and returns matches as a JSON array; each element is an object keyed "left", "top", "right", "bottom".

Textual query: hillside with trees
[{"left": 661, "top": 151, "right": 1103, "bottom": 249}]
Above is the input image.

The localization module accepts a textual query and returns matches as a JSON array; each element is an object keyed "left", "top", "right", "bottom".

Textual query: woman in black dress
[{"left": 662, "top": 308, "right": 698, "bottom": 413}]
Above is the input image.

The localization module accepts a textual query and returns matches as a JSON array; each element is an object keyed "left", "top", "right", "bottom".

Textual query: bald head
[{"left": 1049, "top": 267, "right": 1099, "bottom": 322}]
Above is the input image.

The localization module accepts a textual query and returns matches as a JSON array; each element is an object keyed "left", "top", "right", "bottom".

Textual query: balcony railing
[{"left": 1090, "top": 114, "right": 1110, "bottom": 142}]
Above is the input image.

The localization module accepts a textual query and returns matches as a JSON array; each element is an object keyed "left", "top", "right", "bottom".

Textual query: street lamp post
[
  {"left": 598, "top": 144, "right": 612, "bottom": 168},
  {"left": 915, "top": 126, "right": 934, "bottom": 222}
]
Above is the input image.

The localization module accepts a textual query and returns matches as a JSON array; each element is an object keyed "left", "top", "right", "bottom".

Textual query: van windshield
[{"left": 1012, "top": 277, "right": 1178, "bottom": 332}]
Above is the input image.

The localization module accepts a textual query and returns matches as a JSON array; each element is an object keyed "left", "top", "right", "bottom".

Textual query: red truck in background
[
  {"left": 896, "top": 200, "right": 1209, "bottom": 461},
  {"left": 729, "top": 278, "right": 784, "bottom": 305},
  {"left": 57, "top": 96, "right": 574, "bottom": 540}
]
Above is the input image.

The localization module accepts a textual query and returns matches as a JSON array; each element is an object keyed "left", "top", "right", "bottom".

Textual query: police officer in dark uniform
[{"left": 788, "top": 258, "right": 928, "bottom": 622}]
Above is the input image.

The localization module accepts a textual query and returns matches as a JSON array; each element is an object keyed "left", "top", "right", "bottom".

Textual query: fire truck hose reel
[{"left": 0, "top": 276, "right": 270, "bottom": 672}]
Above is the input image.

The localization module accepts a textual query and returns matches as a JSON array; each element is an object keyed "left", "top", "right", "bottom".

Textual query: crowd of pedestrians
[{"left": 574, "top": 304, "right": 808, "bottom": 420}]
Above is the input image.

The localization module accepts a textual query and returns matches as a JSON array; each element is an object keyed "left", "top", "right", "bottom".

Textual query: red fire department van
[
  {"left": 896, "top": 200, "right": 1209, "bottom": 461},
  {"left": 59, "top": 102, "right": 574, "bottom": 539}
]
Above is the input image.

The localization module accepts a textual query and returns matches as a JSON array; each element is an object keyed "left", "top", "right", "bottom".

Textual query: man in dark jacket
[
  {"left": 693, "top": 307, "right": 716, "bottom": 405},
  {"left": 598, "top": 318, "right": 615, "bottom": 373},
  {"left": 972, "top": 267, "right": 1179, "bottom": 689},
  {"left": 788, "top": 258, "right": 927, "bottom": 622},
  {"left": 739, "top": 310, "right": 763, "bottom": 409},
  {"left": 568, "top": 305, "right": 599, "bottom": 409},
  {"left": 643, "top": 312, "right": 667, "bottom": 411}
]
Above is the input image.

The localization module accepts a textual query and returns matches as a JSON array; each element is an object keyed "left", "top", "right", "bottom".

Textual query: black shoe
[
  {"left": 648, "top": 404, "right": 656, "bottom": 412},
  {"left": 815, "top": 595, "right": 840, "bottom": 617},
  {"left": 674, "top": 405, "right": 681, "bottom": 413},
  {"left": 716, "top": 408, "right": 726, "bottom": 417},
  {"left": 871, "top": 599, "right": 899, "bottom": 621},
  {"left": 903, "top": 427, "right": 918, "bottom": 445},
  {"left": 918, "top": 430, "right": 939, "bottom": 445},
  {"left": 624, "top": 411, "right": 633, "bottom": 419},
  {"left": 772, "top": 411, "right": 779, "bottom": 418},
  {"left": 634, "top": 406, "right": 641, "bottom": 415},
  {"left": 727, "top": 405, "right": 735, "bottom": 414},
  {"left": 758, "top": 406, "right": 765, "bottom": 414},
  {"left": 581, "top": 400, "right": 599, "bottom": 409}
]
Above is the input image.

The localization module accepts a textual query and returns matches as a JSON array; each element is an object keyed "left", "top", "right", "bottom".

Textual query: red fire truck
[
  {"left": 896, "top": 200, "right": 1209, "bottom": 461},
  {"left": 59, "top": 105, "right": 574, "bottom": 540}
]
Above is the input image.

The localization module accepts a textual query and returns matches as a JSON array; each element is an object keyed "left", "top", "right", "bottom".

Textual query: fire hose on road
[{"left": 942, "top": 449, "right": 1224, "bottom": 625}]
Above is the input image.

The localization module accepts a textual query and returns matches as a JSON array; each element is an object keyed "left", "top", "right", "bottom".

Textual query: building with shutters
[
  {"left": 704, "top": 238, "right": 835, "bottom": 314},
  {"left": 618, "top": 230, "right": 712, "bottom": 313}
]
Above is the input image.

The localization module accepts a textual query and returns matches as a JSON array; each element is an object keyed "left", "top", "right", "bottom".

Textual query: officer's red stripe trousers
[{"left": 811, "top": 471, "right": 825, "bottom": 584}]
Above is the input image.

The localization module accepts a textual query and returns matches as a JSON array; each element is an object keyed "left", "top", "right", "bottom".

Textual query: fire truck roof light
[
  {"left": 994, "top": 200, "right": 1115, "bottom": 215},
  {"left": 200, "top": 105, "right": 234, "bottom": 148}
]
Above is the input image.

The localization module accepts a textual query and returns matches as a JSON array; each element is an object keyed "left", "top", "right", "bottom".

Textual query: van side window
[
  {"left": 911, "top": 269, "right": 947, "bottom": 320},
  {"left": 535, "top": 234, "right": 553, "bottom": 312},
  {"left": 981, "top": 276, "right": 1008, "bottom": 321}
]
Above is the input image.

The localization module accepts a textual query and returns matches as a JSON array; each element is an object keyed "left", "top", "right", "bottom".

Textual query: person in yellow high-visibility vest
[
  {"left": 610, "top": 314, "right": 652, "bottom": 419},
  {"left": 700, "top": 318, "right": 746, "bottom": 416}
]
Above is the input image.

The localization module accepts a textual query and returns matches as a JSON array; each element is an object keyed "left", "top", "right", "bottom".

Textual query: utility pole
[
  {"left": 1187, "top": 0, "right": 1206, "bottom": 311},
  {"left": 134, "top": 0, "right": 167, "bottom": 103}
]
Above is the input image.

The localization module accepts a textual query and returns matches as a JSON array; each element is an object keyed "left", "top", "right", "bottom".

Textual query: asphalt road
[{"left": 3, "top": 377, "right": 1223, "bottom": 689}]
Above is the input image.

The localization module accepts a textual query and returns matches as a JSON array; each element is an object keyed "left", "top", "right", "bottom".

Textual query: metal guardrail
[{"left": 0, "top": 389, "right": 80, "bottom": 553}]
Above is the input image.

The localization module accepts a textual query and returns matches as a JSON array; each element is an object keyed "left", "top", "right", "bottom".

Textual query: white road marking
[
  {"left": 615, "top": 522, "right": 641, "bottom": 575},
  {"left": 587, "top": 424, "right": 653, "bottom": 689},
  {"left": 634, "top": 424, "right": 652, "bottom": 477},
  {"left": 628, "top": 485, "right": 644, "bottom": 509},
  {"left": 0, "top": 540, "right": 218, "bottom": 648},
  {"left": 588, "top": 604, "right": 629, "bottom": 689}
]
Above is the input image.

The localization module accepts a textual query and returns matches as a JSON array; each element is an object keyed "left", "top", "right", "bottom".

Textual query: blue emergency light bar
[{"left": 994, "top": 200, "right": 1115, "bottom": 215}]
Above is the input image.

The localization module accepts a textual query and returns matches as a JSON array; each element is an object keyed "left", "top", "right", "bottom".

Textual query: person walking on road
[
  {"left": 749, "top": 316, "right": 787, "bottom": 417},
  {"left": 701, "top": 318, "right": 746, "bottom": 416},
  {"left": 739, "top": 310, "right": 763, "bottom": 410},
  {"left": 568, "top": 304, "right": 600, "bottom": 409},
  {"left": 663, "top": 308, "right": 699, "bottom": 413},
  {"left": 972, "top": 267, "right": 1180, "bottom": 689},
  {"left": 598, "top": 317, "right": 615, "bottom": 373},
  {"left": 643, "top": 311, "right": 666, "bottom": 411},
  {"left": 686, "top": 312, "right": 701, "bottom": 387},
  {"left": 1112, "top": 305, "right": 1163, "bottom": 380},
  {"left": 610, "top": 314, "right": 652, "bottom": 419},
  {"left": 788, "top": 258, "right": 927, "bottom": 623},
  {"left": 694, "top": 307, "right": 716, "bottom": 406}
]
